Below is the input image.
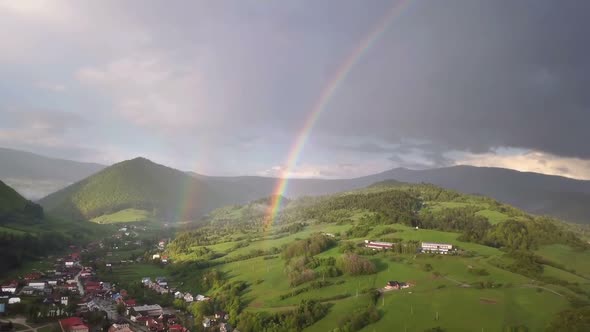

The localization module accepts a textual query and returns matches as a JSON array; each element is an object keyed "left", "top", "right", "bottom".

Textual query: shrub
[{"left": 338, "top": 254, "right": 376, "bottom": 275}]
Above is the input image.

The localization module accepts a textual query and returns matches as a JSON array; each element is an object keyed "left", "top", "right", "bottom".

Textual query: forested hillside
[
  {"left": 194, "top": 165, "right": 590, "bottom": 224},
  {"left": 0, "top": 180, "right": 109, "bottom": 274},
  {"left": 0, "top": 179, "right": 43, "bottom": 224}
]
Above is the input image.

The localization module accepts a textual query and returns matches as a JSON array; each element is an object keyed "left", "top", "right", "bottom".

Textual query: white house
[
  {"left": 65, "top": 261, "right": 74, "bottom": 267},
  {"left": 152, "top": 254, "right": 160, "bottom": 260},
  {"left": 28, "top": 282, "right": 46, "bottom": 289},
  {"left": 195, "top": 294, "right": 209, "bottom": 302},
  {"left": 184, "top": 293, "right": 194, "bottom": 302},
  {"left": 174, "top": 291, "right": 183, "bottom": 299},
  {"left": 364, "top": 240, "right": 394, "bottom": 250},
  {"left": 1, "top": 285, "right": 17, "bottom": 294},
  {"left": 421, "top": 242, "right": 453, "bottom": 254},
  {"left": 202, "top": 318, "right": 211, "bottom": 328},
  {"left": 8, "top": 297, "right": 21, "bottom": 304}
]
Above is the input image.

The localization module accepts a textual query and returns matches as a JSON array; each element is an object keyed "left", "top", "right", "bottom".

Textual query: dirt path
[
  {"left": 520, "top": 284, "right": 564, "bottom": 297},
  {"left": 444, "top": 276, "right": 471, "bottom": 287}
]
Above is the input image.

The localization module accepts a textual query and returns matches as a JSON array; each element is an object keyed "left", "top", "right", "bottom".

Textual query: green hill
[
  {"left": 153, "top": 182, "right": 590, "bottom": 332},
  {"left": 0, "top": 180, "right": 111, "bottom": 275},
  {"left": 39, "top": 157, "right": 219, "bottom": 223},
  {"left": 0, "top": 179, "right": 43, "bottom": 224}
]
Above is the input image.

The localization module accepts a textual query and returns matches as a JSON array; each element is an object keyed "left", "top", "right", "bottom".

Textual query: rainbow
[{"left": 265, "top": 0, "right": 410, "bottom": 225}]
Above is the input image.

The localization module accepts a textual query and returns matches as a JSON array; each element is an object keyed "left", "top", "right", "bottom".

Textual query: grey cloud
[
  {"left": 2, "top": 109, "right": 86, "bottom": 132},
  {"left": 2, "top": 0, "right": 590, "bottom": 175},
  {"left": 336, "top": 142, "right": 395, "bottom": 154},
  {"left": 315, "top": 0, "right": 590, "bottom": 160},
  {"left": 0, "top": 109, "right": 96, "bottom": 160}
]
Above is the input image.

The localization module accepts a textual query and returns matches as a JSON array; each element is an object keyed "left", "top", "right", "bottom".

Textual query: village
[{"left": 0, "top": 226, "right": 234, "bottom": 332}]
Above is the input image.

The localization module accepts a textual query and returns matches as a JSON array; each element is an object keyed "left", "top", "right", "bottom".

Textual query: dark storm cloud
[
  {"left": 2, "top": 0, "right": 589, "bottom": 177},
  {"left": 317, "top": 0, "right": 590, "bottom": 160}
]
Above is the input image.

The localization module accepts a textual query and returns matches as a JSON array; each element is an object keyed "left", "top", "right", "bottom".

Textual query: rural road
[{"left": 74, "top": 268, "right": 85, "bottom": 296}]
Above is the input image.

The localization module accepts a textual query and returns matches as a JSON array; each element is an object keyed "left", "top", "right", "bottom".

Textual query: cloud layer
[{"left": 0, "top": 0, "right": 589, "bottom": 178}]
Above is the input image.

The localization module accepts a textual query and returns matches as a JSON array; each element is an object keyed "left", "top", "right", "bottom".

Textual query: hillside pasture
[
  {"left": 536, "top": 244, "right": 590, "bottom": 278},
  {"left": 205, "top": 222, "right": 562, "bottom": 332},
  {"left": 91, "top": 208, "right": 152, "bottom": 223}
]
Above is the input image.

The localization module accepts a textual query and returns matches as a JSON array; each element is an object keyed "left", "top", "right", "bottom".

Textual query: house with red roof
[
  {"left": 1, "top": 281, "right": 19, "bottom": 294},
  {"left": 124, "top": 299, "right": 137, "bottom": 307},
  {"left": 24, "top": 272, "right": 42, "bottom": 281},
  {"left": 168, "top": 324, "right": 187, "bottom": 332},
  {"left": 59, "top": 317, "right": 88, "bottom": 332}
]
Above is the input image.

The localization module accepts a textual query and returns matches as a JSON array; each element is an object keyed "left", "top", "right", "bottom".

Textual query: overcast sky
[{"left": 1, "top": 0, "right": 590, "bottom": 179}]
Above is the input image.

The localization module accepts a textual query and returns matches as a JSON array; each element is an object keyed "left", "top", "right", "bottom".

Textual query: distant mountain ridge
[
  {"left": 0, "top": 147, "right": 105, "bottom": 199},
  {"left": 193, "top": 166, "right": 590, "bottom": 224},
  {"left": 3, "top": 146, "right": 582, "bottom": 224}
]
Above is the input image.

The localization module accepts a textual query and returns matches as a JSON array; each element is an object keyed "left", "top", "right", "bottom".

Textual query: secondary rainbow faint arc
[{"left": 266, "top": 0, "right": 410, "bottom": 224}]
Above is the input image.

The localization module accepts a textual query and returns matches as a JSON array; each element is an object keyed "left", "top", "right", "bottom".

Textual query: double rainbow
[{"left": 265, "top": 1, "right": 410, "bottom": 224}]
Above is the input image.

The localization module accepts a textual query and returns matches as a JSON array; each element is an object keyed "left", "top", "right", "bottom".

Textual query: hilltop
[
  {"left": 39, "top": 157, "right": 219, "bottom": 223},
  {"left": 0, "top": 147, "right": 105, "bottom": 199},
  {"left": 154, "top": 182, "right": 590, "bottom": 331}
]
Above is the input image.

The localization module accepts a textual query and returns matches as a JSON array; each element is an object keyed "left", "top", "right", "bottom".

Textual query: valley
[{"left": 2, "top": 164, "right": 590, "bottom": 331}]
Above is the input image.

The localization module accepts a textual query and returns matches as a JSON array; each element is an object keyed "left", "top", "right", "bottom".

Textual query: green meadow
[
  {"left": 170, "top": 221, "right": 584, "bottom": 331},
  {"left": 91, "top": 208, "right": 153, "bottom": 224},
  {"left": 163, "top": 184, "right": 590, "bottom": 331},
  {"left": 536, "top": 244, "right": 590, "bottom": 278},
  {"left": 97, "top": 263, "right": 171, "bottom": 285}
]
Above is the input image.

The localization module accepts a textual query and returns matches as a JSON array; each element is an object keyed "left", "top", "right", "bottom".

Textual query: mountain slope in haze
[
  {"left": 0, "top": 147, "right": 105, "bottom": 199},
  {"left": 0, "top": 180, "right": 44, "bottom": 224},
  {"left": 193, "top": 166, "right": 590, "bottom": 224},
  {"left": 39, "top": 157, "right": 219, "bottom": 222}
]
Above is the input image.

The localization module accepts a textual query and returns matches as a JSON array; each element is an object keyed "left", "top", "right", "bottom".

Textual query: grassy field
[
  {"left": 536, "top": 244, "right": 590, "bottom": 278},
  {"left": 2, "top": 259, "right": 55, "bottom": 279},
  {"left": 355, "top": 287, "right": 568, "bottom": 332},
  {"left": 98, "top": 263, "right": 170, "bottom": 285},
  {"left": 475, "top": 209, "right": 510, "bottom": 224},
  {"left": 91, "top": 208, "right": 153, "bottom": 223},
  {"left": 0, "top": 225, "right": 28, "bottom": 235},
  {"left": 423, "top": 201, "right": 511, "bottom": 225},
  {"left": 159, "top": 185, "right": 590, "bottom": 331},
  {"left": 167, "top": 219, "right": 577, "bottom": 331}
]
